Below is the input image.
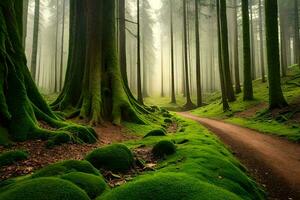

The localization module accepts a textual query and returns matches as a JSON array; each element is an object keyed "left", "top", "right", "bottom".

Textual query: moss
[
  {"left": 164, "top": 118, "right": 173, "bottom": 124},
  {"left": 97, "top": 173, "right": 242, "bottom": 200},
  {"left": 61, "top": 172, "right": 107, "bottom": 199},
  {"left": 162, "top": 112, "right": 172, "bottom": 118},
  {"left": 58, "top": 126, "right": 98, "bottom": 144},
  {"left": 32, "top": 160, "right": 100, "bottom": 178},
  {"left": 46, "top": 132, "right": 72, "bottom": 148},
  {"left": 0, "top": 150, "right": 28, "bottom": 167},
  {"left": 0, "top": 177, "right": 90, "bottom": 200},
  {"left": 85, "top": 144, "right": 134, "bottom": 172},
  {"left": 0, "top": 126, "right": 11, "bottom": 147},
  {"left": 143, "top": 129, "right": 166, "bottom": 138},
  {"left": 152, "top": 140, "right": 176, "bottom": 157}
]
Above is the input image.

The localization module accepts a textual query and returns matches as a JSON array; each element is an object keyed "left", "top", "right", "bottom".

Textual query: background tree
[{"left": 30, "top": 0, "right": 40, "bottom": 81}]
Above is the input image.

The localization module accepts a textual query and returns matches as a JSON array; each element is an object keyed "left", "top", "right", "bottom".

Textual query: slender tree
[
  {"left": 170, "top": 0, "right": 176, "bottom": 104},
  {"left": 183, "top": 0, "right": 195, "bottom": 109},
  {"left": 22, "top": 0, "right": 28, "bottom": 47},
  {"left": 119, "top": 0, "right": 127, "bottom": 85},
  {"left": 59, "top": 0, "right": 66, "bottom": 90},
  {"left": 294, "top": 0, "right": 300, "bottom": 66},
  {"left": 258, "top": 0, "right": 266, "bottom": 82},
  {"left": 242, "top": 0, "right": 254, "bottom": 100},
  {"left": 219, "top": 0, "right": 236, "bottom": 102},
  {"left": 265, "top": 0, "right": 288, "bottom": 108},
  {"left": 233, "top": 0, "right": 241, "bottom": 93},
  {"left": 161, "top": 35, "right": 164, "bottom": 97},
  {"left": 30, "top": 0, "right": 40, "bottom": 81},
  {"left": 195, "top": 0, "right": 202, "bottom": 106},
  {"left": 54, "top": 0, "right": 59, "bottom": 92},
  {"left": 249, "top": 0, "right": 256, "bottom": 80},
  {"left": 137, "top": 0, "right": 143, "bottom": 104}
]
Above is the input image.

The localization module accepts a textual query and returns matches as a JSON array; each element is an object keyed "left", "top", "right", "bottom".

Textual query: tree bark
[
  {"left": 242, "top": 0, "right": 254, "bottom": 100},
  {"left": 137, "top": 0, "right": 143, "bottom": 104},
  {"left": 265, "top": 0, "right": 288, "bottom": 109},
  {"left": 233, "top": 0, "right": 241, "bottom": 93},
  {"left": 59, "top": 0, "right": 66, "bottom": 90},
  {"left": 294, "top": 0, "right": 300, "bottom": 66},
  {"left": 258, "top": 0, "right": 266, "bottom": 82},
  {"left": 195, "top": 0, "right": 202, "bottom": 107},
  {"left": 30, "top": 0, "right": 40, "bottom": 81},
  {"left": 170, "top": 0, "right": 176, "bottom": 104},
  {"left": 22, "top": 0, "right": 28, "bottom": 47}
]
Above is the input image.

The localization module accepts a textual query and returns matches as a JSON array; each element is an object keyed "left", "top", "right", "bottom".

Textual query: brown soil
[
  {"left": 236, "top": 103, "right": 268, "bottom": 118},
  {"left": 0, "top": 123, "right": 139, "bottom": 180},
  {"left": 178, "top": 112, "right": 300, "bottom": 200}
]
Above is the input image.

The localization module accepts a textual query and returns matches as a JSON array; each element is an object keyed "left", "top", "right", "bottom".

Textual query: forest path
[{"left": 178, "top": 112, "right": 300, "bottom": 200}]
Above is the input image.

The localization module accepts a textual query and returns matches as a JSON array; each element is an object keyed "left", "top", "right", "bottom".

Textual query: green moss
[
  {"left": 143, "top": 129, "right": 166, "bottom": 138},
  {"left": 46, "top": 132, "right": 72, "bottom": 148},
  {"left": 85, "top": 144, "right": 134, "bottom": 172},
  {"left": 61, "top": 172, "right": 107, "bottom": 199},
  {"left": 97, "top": 173, "right": 242, "bottom": 200},
  {"left": 0, "top": 126, "right": 11, "bottom": 147},
  {"left": 32, "top": 160, "right": 100, "bottom": 178},
  {"left": 0, "top": 150, "right": 28, "bottom": 167},
  {"left": 152, "top": 140, "right": 176, "bottom": 157},
  {"left": 0, "top": 178, "right": 90, "bottom": 200},
  {"left": 164, "top": 118, "right": 173, "bottom": 124},
  {"left": 58, "top": 126, "right": 97, "bottom": 144}
]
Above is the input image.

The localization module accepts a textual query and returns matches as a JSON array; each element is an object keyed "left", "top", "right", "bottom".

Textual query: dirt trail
[{"left": 178, "top": 112, "right": 300, "bottom": 200}]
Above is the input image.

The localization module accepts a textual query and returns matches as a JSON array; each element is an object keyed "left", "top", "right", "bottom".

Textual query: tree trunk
[
  {"left": 217, "top": 0, "right": 230, "bottom": 111},
  {"left": 54, "top": 0, "right": 59, "bottom": 93},
  {"left": 52, "top": 0, "right": 147, "bottom": 125},
  {"left": 279, "top": 9, "right": 287, "bottom": 77},
  {"left": 233, "top": 0, "right": 241, "bottom": 93},
  {"left": 170, "top": 0, "right": 176, "bottom": 104},
  {"left": 242, "top": 0, "right": 254, "bottom": 100},
  {"left": 30, "top": 0, "right": 40, "bottom": 81},
  {"left": 294, "top": 0, "right": 300, "bottom": 66},
  {"left": 249, "top": 0, "right": 256, "bottom": 80},
  {"left": 0, "top": 0, "right": 96, "bottom": 145},
  {"left": 219, "top": 0, "right": 235, "bottom": 102},
  {"left": 137, "top": 0, "right": 143, "bottom": 104},
  {"left": 265, "top": 0, "right": 288, "bottom": 109},
  {"left": 195, "top": 0, "right": 202, "bottom": 107},
  {"left": 119, "top": 0, "right": 127, "bottom": 85},
  {"left": 183, "top": 0, "right": 195, "bottom": 109},
  {"left": 59, "top": 0, "right": 66, "bottom": 91},
  {"left": 22, "top": 0, "right": 28, "bottom": 47},
  {"left": 258, "top": 0, "right": 266, "bottom": 82}
]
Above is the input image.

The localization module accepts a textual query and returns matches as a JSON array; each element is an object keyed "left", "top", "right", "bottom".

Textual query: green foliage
[
  {"left": 152, "top": 140, "right": 176, "bottom": 157},
  {"left": 0, "top": 178, "right": 90, "bottom": 200},
  {"left": 85, "top": 144, "right": 134, "bottom": 172},
  {"left": 97, "top": 173, "right": 242, "bottom": 200},
  {"left": 0, "top": 150, "right": 28, "bottom": 167},
  {"left": 61, "top": 172, "right": 107, "bottom": 199},
  {"left": 143, "top": 129, "right": 167, "bottom": 138},
  {"left": 32, "top": 160, "right": 100, "bottom": 178}
]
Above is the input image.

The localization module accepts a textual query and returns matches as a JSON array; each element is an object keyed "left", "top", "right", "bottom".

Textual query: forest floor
[{"left": 178, "top": 112, "right": 300, "bottom": 200}]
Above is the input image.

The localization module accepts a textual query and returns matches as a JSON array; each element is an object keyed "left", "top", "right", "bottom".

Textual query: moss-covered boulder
[
  {"left": 152, "top": 140, "right": 176, "bottom": 157},
  {"left": 164, "top": 118, "right": 173, "bottom": 124},
  {"left": 85, "top": 144, "right": 133, "bottom": 172},
  {"left": 143, "top": 129, "right": 166, "bottom": 138},
  {"left": 0, "top": 177, "right": 90, "bottom": 200},
  {"left": 162, "top": 112, "right": 172, "bottom": 118},
  {"left": 61, "top": 172, "right": 107, "bottom": 199},
  {"left": 97, "top": 173, "right": 242, "bottom": 200},
  {"left": 0, "top": 150, "right": 28, "bottom": 167},
  {"left": 32, "top": 160, "right": 100, "bottom": 178}
]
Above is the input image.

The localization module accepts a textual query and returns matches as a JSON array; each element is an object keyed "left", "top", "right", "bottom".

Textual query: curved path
[{"left": 178, "top": 112, "right": 300, "bottom": 200}]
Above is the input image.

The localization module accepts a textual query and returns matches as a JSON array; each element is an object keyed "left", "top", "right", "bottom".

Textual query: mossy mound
[
  {"left": 58, "top": 126, "right": 98, "bottom": 144},
  {"left": 47, "top": 132, "right": 72, "bottom": 148},
  {"left": 0, "top": 178, "right": 90, "bottom": 200},
  {"left": 143, "top": 129, "right": 166, "bottom": 138},
  {"left": 61, "top": 172, "right": 107, "bottom": 199},
  {"left": 164, "top": 118, "right": 173, "bottom": 124},
  {"left": 162, "top": 112, "right": 172, "bottom": 118},
  {"left": 32, "top": 160, "right": 100, "bottom": 178},
  {"left": 0, "top": 126, "right": 11, "bottom": 147},
  {"left": 0, "top": 150, "right": 28, "bottom": 167},
  {"left": 152, "top": 140, "right": 176, "bottom": 157},
  {"left": 85, "top": 144, "right": 134, "bottom": 172},
  {"left": 97, "top": 173, "right": 242, "bottom": 200}
]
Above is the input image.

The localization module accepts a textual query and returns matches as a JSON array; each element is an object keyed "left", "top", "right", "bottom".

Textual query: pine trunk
[{"left": 30, "top": 0, "right": 40, "bottom": 81}]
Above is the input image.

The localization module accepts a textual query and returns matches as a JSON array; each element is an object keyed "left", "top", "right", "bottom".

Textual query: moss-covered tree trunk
[
  {"left": 195, "top": 0, "right": 202, "bottom": 107},
  {"left": 0, "top": 0, "right": 96, "bottom": 145},
  {"left": 52, "top": 0, "right": 147, "bottom": 125},
  {"left": 30, "top": 0, "right": 39, "bottom": 81},
  {"left": 265, "top": 0, "right": 288, "bottom": 109},
  {"left": 242, "top": 0, "right": 254, "bottom": 100}
]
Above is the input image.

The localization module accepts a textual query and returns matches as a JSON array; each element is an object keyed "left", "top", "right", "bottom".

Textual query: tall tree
[
  {"left": 137, "top": 0, "right": 143, "bottom": 104},
  {"left": 265, "top": 0, "right": 288, "bottom": 108},
  {"left": 242, "top": 0, "right": 254, "bottom": 100},
  {"left": 249, "top": 0, "right": 256, "bottom": 80},
  {"left": 183, "top": 0, "right": 195, "bottom": 109},
  {"left": 219, "top": 0, "right": 236, "bottom": 102},
  {"left": 119, "top": 0, "right": 127, "bottom": 84},
  {"left": 59, "top": 0, "right": 66, "bottom": 90},
  {"left": 195, "top": 0, "right": 202, "bottom": 106},
  {"left": 294, "top": 0, "right": 300, "bottom": 66},
  {"left": 258, "top": 0, "right": 266, "bottom": 82},
  {"left": 30, "top": 0, "right": 40, "bottom": 81},
  {"left": 22, "top": 0, "right": 28, "bottom": 47},
  {"left": 52, "top": 0, "right": 147, "bottom": 124},
  {"left": 233, "top": 0, "right": 241, "bottom": 93},
  {"left": 0, "top": 0, "right": 96, "bottom": 144},
  {"left": 170, "top": 0, "right": 176, "bottom": 104},
  {"left": 217, "top": 0, "right": 230, "bottom": 111},
  {"left": 54, "top": 0, "right": 59, "bottom": 92}
]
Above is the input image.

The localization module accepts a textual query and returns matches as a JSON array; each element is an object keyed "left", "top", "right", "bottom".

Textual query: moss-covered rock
[
  {"left": 85, "top": 144, "right": 134, "bottom": 172},
  {"left": 0, "top": 177, "right": 90, "bottom": 200},
  {"left": 143, "top": 129, "right": 166, "bottom": 138},
  {"left": 46, "top": 132, "right": 72, "bottom": 148},
  {"left": 32, "top": 160, "right": 100, "bottom": 178},
  {"left": 152, "top": 140, "right": 176, "bottom": 157},
  {"left": 0, "top": 150, "right": 28, "bottom": 167},
  {"left": 61, "top": 172, "right": 107, "bottom": 199},
  {"left": 164, "top": 118, "right": 173, "bottom": 124},
  {"left": 97, "top": 173, "right": 242, "bottom": 200},
  {"left": 162, "top": 112, "right": 172, "bottom": 118}
]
